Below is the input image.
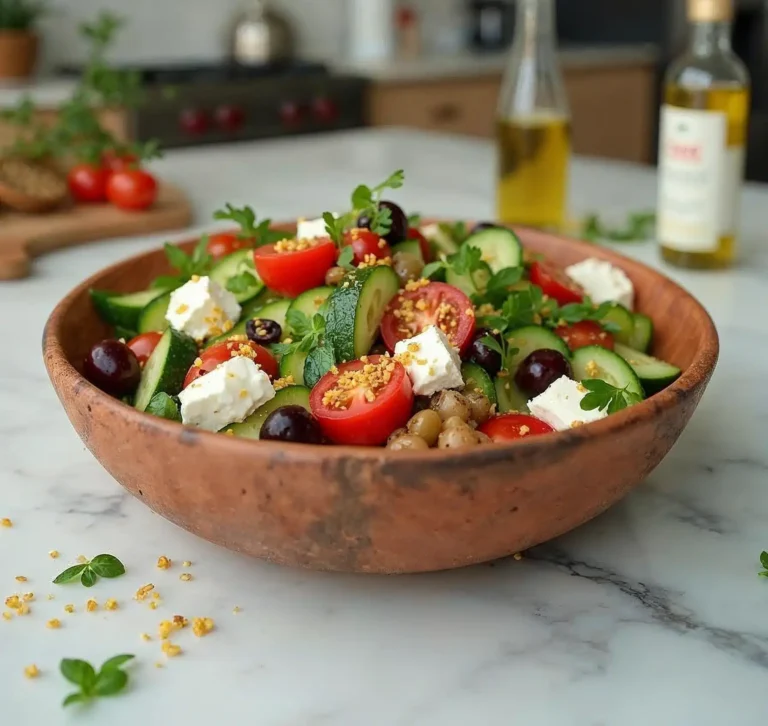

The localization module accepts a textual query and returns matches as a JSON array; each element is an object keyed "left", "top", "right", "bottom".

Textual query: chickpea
[
  {"left": 442, "top": 415, "right": 473, "bottom": 431},
  {"left": 393, "top": 252, "right": 424, "bottom": 286},
  {"left": 325, "top": 266, "right": 347, "bottom": 286},
  {"left": 437, "top": 426, "right": 479, "bottom": 450},
  {"left": 388, "top": 434, "right": 430, "bottom": 451},
  {"left": 475, "top": 430, "right": 492, "bottom": 445},
  {"left": 465, "top": 390, "right": 492, "bottom": 425},
  {"left": 430, "top": 390, "right": 471, "bottom": 423},
  {"left": 406, "top": 409, "right": 442, "bottom": 447},
  {"left": 387, "top": 427, "right": 407, "bottom": 445}
]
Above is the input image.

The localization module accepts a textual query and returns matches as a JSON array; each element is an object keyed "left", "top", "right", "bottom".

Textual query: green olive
[
  {"left": 465, "top": 390, "right": 492, "bottom": 424},
  {"left": 387, "top": 427, "right": 407, "bottom": 445},
  {"left": 392, "top": 252, "right": 424, "bottom": 286},
  {"left": 406, "top": 409, "right": 442, "bottom": 447},
  {"left": 438, "top": 426, "right": 479, "bottom": 450},
  {"left": 324, "top": 266, "right": 347, "bottom": 286},
  {"left": 442, "top": 415, "right": 472, "bottom": 431},
  {"left": 388, "top": 434, "right": 430, "bottom": 451},
  {"left": 431, "top": 390, "right": 471, "bottom": 423}
]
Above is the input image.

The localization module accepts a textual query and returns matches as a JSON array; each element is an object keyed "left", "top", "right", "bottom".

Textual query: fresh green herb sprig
[
  {"left": 582, "top": 211, "right": 656, "bottom": 244},
  {"left": 478, "top": 333, "right": 519, "bottom": 376},
  {"left": 146, "top": 392, "right": 181, "bottom": 421},
  {"left": 579, "top": 379, "right": 642, "bottom": 414},
  {"left": 323, "top": 212, "right": 346, "bottom": 247},
  {"left": 213, "top": 204, "right": 283, "bottom": 247},
  {"left": 351, "top": 170, "right": 405, "bottom": 236},
  {"left": 151, "top": 236, "right": 213, "bottom": 290},
  {"left": 439, "top": 221, "right": 469, "bottom": 246},
  {"left": 758, "top": 551, "right": 768, "bottom": 578},
  {"left": 422, "top": 243, "right": 482, "bottom": 280},
  {"left": 60, "top": 654, "right": 134, "bottom": 707},
  {"left": 483, "top": 284, "right": 547, "bottom": 332},
  {"left": 407, "top": 213, "right": 422, "bottom": 227},
  {"left": 53, "top": 554, "right": 126, "bottom": 588},
  {"left": 272, "top": 311, "right": 326, "bottom": 358},
  {"left": 544, "top": 298, "right": 621, "bottom": 333},
  {"left": 336, "top": 245, "right": 356, "bottom": 270}
]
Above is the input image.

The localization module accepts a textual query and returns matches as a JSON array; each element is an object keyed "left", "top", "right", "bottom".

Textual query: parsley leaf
[
  {"left": 273, "top": 313, "right": 327, "bottom": 359},
  {"left": 226, "top": 270, "right": 260, "bottom": 294},
  {"left": 545, "top": 297, "right": 621, "bottom": 333},
  {"left": 213, "top": 204, "right": 284, "bottom": 247},
  {"left": 759, "top": 551, "right": 768, "bottom": 578},
  {"left": 146, "top": 392, "right": 181, "bottom": 422},
  {"left": 61, "top": 655, "right": 134, "bottom": 707},
  {"left": 473, "top": 266, "right": 524, "bottom": 307},
  {"left": 408, "top": 213, "right": 422, "bottom": 226},
  {"left": 155, "top": 236, "right": 213, "bottom": 288},
  {"left": 351, "top": 170, "right": 405, "bottom": 237},
  {"left": 582, "top": 211, "right": 656, "bottom": 244},
  {"left": 580, "top": 379, "right": 642, "bottom": 414},
  {"left": 323, "top": 212, "right": 346, "bottom": 247},
  {"left": 337, "top": 245, "right": 356, "bottom": 271}
]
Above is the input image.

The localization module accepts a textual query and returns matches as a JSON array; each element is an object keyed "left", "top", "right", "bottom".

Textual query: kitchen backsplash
[{"left": 38, "top": 0, "right": 467, "bottom": 69}]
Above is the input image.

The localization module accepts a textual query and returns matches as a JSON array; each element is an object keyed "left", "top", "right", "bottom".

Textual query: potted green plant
[{"left": 0, "top": 0, "right": 46, "bottom": 80}]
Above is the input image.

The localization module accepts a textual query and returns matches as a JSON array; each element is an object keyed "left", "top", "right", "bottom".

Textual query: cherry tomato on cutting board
[
  {"left": 344, "top": 228, "right": 391, "bottom": 265},
  {"left": 207, "top": 232, "right": 252, "bottom": 261},
  {"left": 102, "top": 150, "right": 139, "bottom": 173},
  {"left": 106, "top": 169, "right": 158, "bottom": 211},
  {"left": 555, "top": 320, "right": 615, "bottom": 352},
  {"left": 253, "top": 239, "right": 337, "bottom": 298},
  {"left": 478, "top": 414, "right": 554, "bottom": 442},
  {"left": 310, "top": 356, "right": 413, "bottom": 446},
  {"left": 183, "top": 340, "right": 278, "bottom": 389},
  {"left": 406, "top": 227, "right": 431, "bottom": 262},
  {"left": 380, "top": 281, "right": 476, "bottom": 355},
  {"left": 67, "top": 164, "right": 110, "bottom": 204},
  {"left": 126, "top": 331, "right": 163, "bottom": 365},
  {"left": 528, "top": 261, "right": 583, "bottom": 306}
]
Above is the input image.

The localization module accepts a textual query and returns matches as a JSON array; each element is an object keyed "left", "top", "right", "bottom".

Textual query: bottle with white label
[{"left": 657, "top": 0, "right": 749, "bottom": 269}]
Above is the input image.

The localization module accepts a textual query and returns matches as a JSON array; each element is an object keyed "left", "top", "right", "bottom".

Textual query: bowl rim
[{"left": 43, "top": 224, "right": 719, "bottom": 467}]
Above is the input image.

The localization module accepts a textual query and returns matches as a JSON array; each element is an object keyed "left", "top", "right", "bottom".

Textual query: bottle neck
[
  {"left": 690, "top": 20, "right": 733, "bottom": 57},
  {"left": 514, "top": 0, "right": 557, "bottom": 53}
]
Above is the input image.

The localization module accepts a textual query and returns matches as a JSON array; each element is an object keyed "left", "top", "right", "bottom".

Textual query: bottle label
[{"left": 657, "top": 105, "right": 744, "bottom": 252}]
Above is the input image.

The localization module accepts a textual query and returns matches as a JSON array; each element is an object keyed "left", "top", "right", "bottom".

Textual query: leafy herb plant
[
  {"left": 53, "top": 554, "right": 126, "bottom": 588},
  {"left": 60, "top": 654, "right": 134, "bottom": 707}
]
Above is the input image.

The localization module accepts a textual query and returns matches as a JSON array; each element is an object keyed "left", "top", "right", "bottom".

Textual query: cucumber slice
[
  {"left": 391, "top": 240, "right": 424, "bottom": 261},
  {"left": 464, "top": 227, "right": 523, "bottom": 274},
  {"left": 420, "top": 223, "right": 459, "bottom": 256},
  {"left": 325, "top": 266, "right": 400, "bottom": 362},
  {"left": 279, "top": 349, "right": 308, "bottom": 386},
  {"left": 204, "top": 298, "right": 292, "bottom": 350},
  {"left": 286, "top": 286, "right": 334, "bottom": 330},
  {"left": 242, "top": 289, "right": 282, "bottom": 318},
  {"left": 505, "top": 326, "right": 571, "bottom": 372},
  {"left": 209, "top": 249, "right": 264, "bottom": 304},
  {"left": 614, "top": 343, "right": 681, "bottom": 395},
  {"left": 303, "top": 345, "right": 336, "bottom": 388},
  {"left": 461, "top": 362, "right": 497, "bottom": 406},
  {"left": 571, "top": 345, "right": 644, "bottom": 399},
  {"left": 630, "top": 313, "right": 654, "bottom": 352},
  {"left": 446, "top": 261, "right": 492, "bottom": 297},
  {"left": 602, "top": 303, "right": 634, "bottom": 345},
  {"left": 137, "top": 292, "right": 172, "bottom": 334},
  {"left": 91, "top": 288, "right": 169, "bottom": 330},
  {"left": 227, "top": 386, "right": 311, "bottom": 439},
  {"left": 134, "top": 328, "right": 198, "bottom": 412},
  {"left": 494, "top": 375, "right": 529, "bottom": 414}
]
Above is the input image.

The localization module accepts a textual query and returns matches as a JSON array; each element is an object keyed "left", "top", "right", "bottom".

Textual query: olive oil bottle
[
  {"left": 496, "top": 0, "right": 571, "bottom": 231},
  {"left": 658, "top": 0, "right": 750, "bottom": 269}
]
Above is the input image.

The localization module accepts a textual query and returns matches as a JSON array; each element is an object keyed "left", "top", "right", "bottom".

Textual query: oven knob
[
  {"left": 215, "top": 105, "right": 246, "bottom": 132},
  {"left": 179, "top": 108, "right": 210, "bottom": 135},
  {"left": 312, "top": 97, "right": 339, "bottom": 123},
  {"left": 280, "top": 101, "right": 304, "bottom": 127}
]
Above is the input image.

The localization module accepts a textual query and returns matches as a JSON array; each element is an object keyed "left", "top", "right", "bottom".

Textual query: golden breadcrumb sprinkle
[
  {"left": 2, "top": 611, "right": 12, "bottom": 621},
  {"left": 148, "top": 601, "right": 158, "bottom": 610},
  {"left": 1, "top": 517, "right": 12, "bottom": 528},
  {"left": 48, "top": 550, "right": 59, "bottom": 559},
  {"left": 46, "top": 618, "right": 61, "bottom": 629},
  {"left": 161, "top": 641, "right": 182, "bottom": 657},
  {"left": 275, "top": 237, "right": 326, "bottom": 254},
  {"left": 321, "top": 357, "right": 397, "bottom": 411},
  {"left": 273, "top": 375, "right": 295, "bottom": 391},
  {"left": 85, "top": 599, "right": 98, "bottom": 612},
  {"left": 179, "top": 573, "right": 193, "bottom": 582},
  {"left": 46, "top": 594, "right": 54, "bottom": 601},
  {"left": 5, "top": 595, "right": 21, "bottom": 609},
  {"left": 24, "top": 664, "right": 39, "bottom": 679},
  {"left": 64, "top": 604, "right": 74, "bottom": 614},
  {"left": 15, "top": 576, "right": 27, "bottom": 583},
  {"left": 192, "top": 617, "right": 215, "bottom": 637},
  {"left": 405, "top": 278, "right": 430, "bottom": 292},
  {"left": 585, "top": 360, "right": 600, "bottom": 378},
  {"left": 155, "top": 662, "right": 164, "bottom": 668},
  {"left": 76, "top": 555, "right": 87, "bottom": 564},
  {"left": 135, "top": 583, "right": 155, "bottom": 600},
  {"left": 141, "top": 633, "right": 152, "bottom": 642},
  {"left": 173, "top": 615, "right": 188, "bottom": 628},
  {"left": 182, "top": 561, "right": 192, "bottom": 568},
  {"left": 357, "top": 254, "right": 392, "bottom": 269},
  {"left": 105, "top": 599, "right": 118, "bottom": 611},
  {"left": 17, "top": 603, "right": 30, "bottom": 616},
  {"left": 519, "top": 425, "right": 530, "bottom": 437},
  {"left": 156, "top": 556, "right": 172, "bottom": 570},
  {"left": 232, "top": 606, "right": 241, "bottom": 614}
]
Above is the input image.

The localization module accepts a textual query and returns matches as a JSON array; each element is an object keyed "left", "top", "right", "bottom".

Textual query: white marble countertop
[{"left": 2, "top": 129, "right": 767, "bottom": 725}]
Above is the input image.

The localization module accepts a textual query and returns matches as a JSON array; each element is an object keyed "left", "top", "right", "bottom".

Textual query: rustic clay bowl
[{"left": 43, "top": 226, "right": 718, "bottom": 573}]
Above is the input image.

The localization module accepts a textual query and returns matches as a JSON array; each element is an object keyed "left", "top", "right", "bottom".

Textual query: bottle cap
[{"left": 687, "top": 0, "right": 734, "bottom": 22}]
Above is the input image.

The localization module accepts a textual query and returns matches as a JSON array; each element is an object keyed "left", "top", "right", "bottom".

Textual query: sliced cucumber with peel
[
  {"left": 464, "top": 227, "right": 523, "bottom": 274},
  {"left": 138, "top": 291, "right": 172, "bottom": 334},
  {"left": 630, "top": 313, "right": 654, "bottom": 353},
  {"left": 614, "top": 343, "right": 681, "bottom": 395},
  {"left": 279, "top": 349, "right": 308, "bottom": 386},
  {"left": 209, "top": 249, "right": 263, "bottom": 304},
  {"left": 571, "top": 345, "right": 644, "bottom": 399},
  {"left": 602, "top": 303, "right": 634, "bottom": 345},
  {"left": 227, "top": 386, "right": 311, "bottom": 439},
  {"left": 134, "top": 328, "right": 198, "bottom": 412},
  {"left": 505, "top": 326, "right": 571, "bottom": 373},
  {"left": 91, "top": 288, "right": 169, "bottom": 330},
  {"left": 461, "top": 362, "right": 497, "bottom": 406},
  {"left": 446, "top": 261, "right": 492, "bottom": 297},
  {"left": 286, "top": 286, "right": 334, "bottom": 329},
  {"left": 325, "top": 265, "right": 400, "bottom": 362},
  {"left": 494, "top": 375, "right": 529, "bottom": 414}
]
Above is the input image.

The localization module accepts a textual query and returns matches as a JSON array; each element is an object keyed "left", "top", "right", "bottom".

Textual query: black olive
[
  {"left": 261, "top": 406, "right": 324, "bottom": 444},
  {"left": 83, "top": 340, "right": 141, "bottom": 397},
  {"left": 514, "top": 349, "right": 573, "bottom": 398},
  {"left": 468, "top": 328, "right": 503, "bottom": 377},
  {"left": 357, "top": 200, "right": 408, "bottom": 245},
  {"left": 246, "top": 318, "right": 282, "bottom": 345}
]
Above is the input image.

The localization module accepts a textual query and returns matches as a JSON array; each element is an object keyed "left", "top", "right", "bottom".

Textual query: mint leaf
[
  {"left": 146, "top": 392, "right": 181, "bottom": 422},
  {"left": 286, "top": 310, "right": 312, "bottom": 338},
  {"left": 88, "top": 554, "right": 126, "bottom": 578},
  {"left": 100, "top": 654, "right": 134, "bottom": 672},
  {"left": 226, "top": 270, "right": 259, "bottom": 294},
  {"left": 422, "top": 260, "right": 447, "bottom": 279},
  {"left": 53, "top": 564, "right": 87, "bottom": 585},
  {"left": 94, "top": 668, "right": 128, "bottom": 696},
  {"left": 63, "top": 693, "right": 89, "bottom": 707},
  {"left": 761, "top": 551, "right": 768, "bottom": 570},
  {"left": 60, "top": 659, "right": 96, "bottom": 688},
  {"left": 80, "top": 568, "right": 97, "bottom": 588}
]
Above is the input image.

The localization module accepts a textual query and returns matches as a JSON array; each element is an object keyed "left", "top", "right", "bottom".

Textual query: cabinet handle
[{"left": 431, "top": 103, "right": 461, "bottom": 123}]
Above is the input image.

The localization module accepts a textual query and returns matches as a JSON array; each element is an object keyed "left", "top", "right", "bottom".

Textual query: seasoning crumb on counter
[
  {"left": 15, "top": 576, "right": 27, "bottom": 583},
  {"left": 2, "top": 611, "right": 11, "bottom": 620},
  {"left": 182, "top": 561, "right": 192, "bottom": 568},
  {"left": 148, "top": 601, "right": 158, "bottom": 610},
  {"left": 135, "top": 583, "right": 154, "bottom": 600},
  {"left": 154, "top": 662, "right": 164, "bottom": 668},
  {"left": 105, "top": 598, "right": 118, "bottom": 611},
  {"left": 64, "top": 604, "right": 74, "bottom": 613},
  {"left": 22, "top": 593, "right": 34, "bottom": 602},
  {"left": 192, "top": 617, "right": 214, "bottom": 637},
  {"left": 85, "top": 599, "right": 98, "bottom": 612},
  {"left": 24, "top": 665, "right": 39, "bottom": 679},
  {"left": 17, "top": 603, "right": 30, "bottom": 615},
  {"left": 152, "top": 591, "right": 161, "bottom": 599},
  {"left": 232, "top": 606, "right": 241, "bottom": 614},
  {"left": 161, "top": 641, "right": 182, "bottom": 657},
  {"left": 179, "top": 573, "right": 193, "bottom": 582},
  {"left": 76, "top": 555, "right": 87, "bottom": 564},
  {"left": 46, "top": 618, "right": 61, "bottom": 629},
  {"left": 46, "top": 594, "right": 54, "bottom": 601},
  {"left": 5, "top": 595, "right": 21, "bottom": 609},
  {"left": 156, "top": 556, "right": 172, "bottom": 570},
  {"left": 1, "top": 518, "right": 12, "bottom": 527},
  {"left": 48, "top": 550, "right": 59, "bottom": 559},
  {"left": 141, "top": 633, "right": 152, "bottom": 642}
]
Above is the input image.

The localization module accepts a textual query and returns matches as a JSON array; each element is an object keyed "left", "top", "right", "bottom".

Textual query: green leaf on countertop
[
  {"left": 88, "top": 554, "right": 126, "bottom": 578},
  {"left": 759, "top": 551, "right": 768, "bottom": 577},
  {"left": 53, "top": 554, "right": 126, "bottom": 588},
  {"left": 52, "top": 564, "right": 88, "bottom": 585},
  {"left": 60, "top": 659, "right": 97, "bottom": 689},
  {"left": 60, "top": 654, "right": 134, "bottom": 707},
  {"left": 80, "top": 568, "right": 98, "bottom": 588}
]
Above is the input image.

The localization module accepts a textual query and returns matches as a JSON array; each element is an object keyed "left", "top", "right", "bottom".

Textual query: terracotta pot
[
  {"left": 0, "top": 30, "right": 38, "bottom": 80},
  {"left": 42, "top": 225, "right": 719, "bottom": 574}
]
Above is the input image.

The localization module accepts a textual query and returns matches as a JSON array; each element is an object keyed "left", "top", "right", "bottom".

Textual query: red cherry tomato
[
  {"left": 126, "top": 331, "right": 163, "bottom": 365},
  {"left": 529, "top": 261, "right": 583, "bottom": 306},
  {"left": 554, "top": 320, "right": 615, "bottom": 351},
  {"left": 310, "top": 356, "right": 413, "bottom": 446},
  {"left": 407, "top": 227, "right": 431, "bottom": 262},
  {"left": 253, "top": 240, "right": 337, "bottom": 298},
  {"left": 102, "top": 150, "right": 139, "bottom": 172},
  {"left": 183, "top": 340, "right": 278, "bottom": 388},
  {"left": 207, "top": 232, "right": 251, "bottom": 261},
  {"left": 380, "top": 282, "right": 476, "bottom": 355},
  {"left": 344, "top": 228, "right": 391, "bottom": 265},
  {"left": 478, "top": 414, "right": 555, "bottom": 442},
  {"left": 106, "top": 169, "right": 158, "bottom": 211},
  {"left": 67, "top": 164, "right": 110, "bottom": 203}
]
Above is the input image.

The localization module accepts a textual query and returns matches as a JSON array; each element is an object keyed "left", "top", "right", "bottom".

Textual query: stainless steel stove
[{"left": 61, "top": 61, "right": 369, "bottom": 149}]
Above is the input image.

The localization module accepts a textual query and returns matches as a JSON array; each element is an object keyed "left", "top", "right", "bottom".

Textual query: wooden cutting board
[{"left": 0, "top": 183, "right": 193, "bottom": 280}]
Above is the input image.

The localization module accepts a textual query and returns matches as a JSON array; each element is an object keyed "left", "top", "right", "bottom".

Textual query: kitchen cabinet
[{"left": 368, "top": 63, "right": 657, "bottom": 163}]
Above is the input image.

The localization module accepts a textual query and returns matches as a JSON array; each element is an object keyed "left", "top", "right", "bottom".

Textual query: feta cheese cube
[
  {"left": 565, "top": 258, "right": 634, "bottom": 310},
  {"left": 165, "top": 276, "right": 241, "bottom": 342},
  {"left": 297, "top": 215, "right": 335, "bottom": 240},
  {"left": 528, "top": 376, "right": 608, "bottom": 432},
  {"left": 394, "top": 325, "right": 463, "bottom": 397},
  {"left": 179, "top": 356, "right": 275, "bottom": 432}
]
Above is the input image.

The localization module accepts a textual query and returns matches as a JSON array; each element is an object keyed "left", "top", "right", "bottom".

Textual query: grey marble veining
[{"left": 1, "top": 129, "right": 767, "bottom": 725}]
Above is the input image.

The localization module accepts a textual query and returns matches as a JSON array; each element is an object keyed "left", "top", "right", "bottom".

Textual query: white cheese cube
[
  {"left": 165, "top": 276, "right": 241, "bottom": 342},
  {"left": 394, "top": 325, "right": 463, "bottom": 397},
  {"left": 297, "top": 215, "right": 335, "bottom": 240},
  {"left": 528, "top": 376, "right": 608, "bottom": 432},
  {"left": 565, "top": 258, "right": 634, "bottom": 310},
  {"left": 179, "top": 356, "right": 275, "bottom": 432}
]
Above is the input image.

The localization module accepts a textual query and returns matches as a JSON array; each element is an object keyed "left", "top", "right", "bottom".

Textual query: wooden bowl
[{"left": 43, "top": 226, "right": 718, "bottom": 573}]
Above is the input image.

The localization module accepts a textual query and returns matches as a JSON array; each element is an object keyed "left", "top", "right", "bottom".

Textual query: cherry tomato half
[
  {"left": 310, "top": 356, "right": 413, "bottom": 446},
  {"left": 380, "top": 281, "right": 476, "bottom": 354},
  {"left": 67, "top": 164, "right": 110, "bottom": 204},
  {"left": 407, "top": 227, "right": 431, "bottom": 262},
  {"left": 126, "top": 331, "right": 163, "bottom": 365},
  {"left": 183, "top": 340, "right": 278, "bottom": 388},
  {"left": 344, "top": 228, "right": 391, "bottom": 265},
  {"left": 102, "top": 150, "right": 139, "bottom": 172},
  {"left": 253, "top": 239, "right": 337, "bottom": 298},
  {"left": 478, "top": 414, "right": 554, "bottom": 442},
  {"left": 106, "top": 169, "right": 158, "bottom": 211},
  {"left": 554, "top": 320, "right": 615, "bottom": 352},
  {"left": 529, "top": 261, "right": 583, "bottom": 306},
  {"left": 207, "top": 232, "right": 251, "bottom": 261}
]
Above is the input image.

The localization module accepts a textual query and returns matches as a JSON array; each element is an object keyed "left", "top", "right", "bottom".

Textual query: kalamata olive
[
  {"left": 438, "top": 426, "right": 479, "bottom": 450},
  {"left": 246, "top": 318, "right": 282, "bottom": 345},
  {"left": 472, "top": 222, "right": 499, "bottom": 233},
  {"left": 431, "top": 390, "right": 471, "bottom": 423},
  {"left": 387, "top": 434, "right": 429, "bottom": 451},
  {"left": 468, "top": 328, "right": 503, "bottom": 377},
  {"left": 406, "top": 409, "right": 442, "bottom": 446},
  {"left": 514, "top": 349, "right": 573, "bottom": 399},
  {"left": 392, "top": 251, "right": 424, "bottom": 285},
  {"left": 83, "top": 339, "right": 141, "bottom": 397},
  {"left": 260, "top": 406, "right": 323, "bottom": 444},
  {"left": 325, "top": 266, "right": 347, "bottom": 286},
  {"left": 358, "top": 200, "right": 408, "bottom": 245},
  {"left": 465, "top": 390, "right": 492, "bottom": 424}
]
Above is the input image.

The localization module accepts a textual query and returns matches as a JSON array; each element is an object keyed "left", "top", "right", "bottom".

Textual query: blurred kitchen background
[{"left": 1, "top": 0, "right": 767, "bottom": 180}]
